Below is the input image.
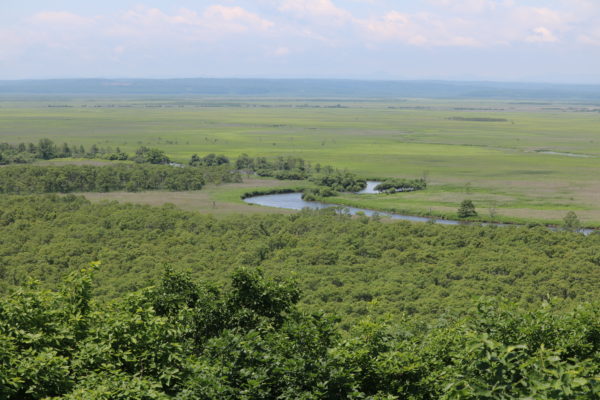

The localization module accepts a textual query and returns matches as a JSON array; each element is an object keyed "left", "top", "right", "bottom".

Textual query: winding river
[
  {"left": 243, "top": 181, "right": 595, "bottom": 234},
  {"left": 244, "top": 192, "right": 464, "bottom": 225}
]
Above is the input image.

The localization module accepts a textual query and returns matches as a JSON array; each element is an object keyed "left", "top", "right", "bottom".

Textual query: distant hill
[{"left": 1, "top": 78, "right": 599, "bottom": 100}]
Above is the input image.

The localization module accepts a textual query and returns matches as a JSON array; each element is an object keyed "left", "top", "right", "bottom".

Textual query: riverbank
[
  {"left": 316, "top": 183, "right": 600, "bottom": 229},
  {"left": 243, "top": 190, "right": 597, "bottom": 234}
]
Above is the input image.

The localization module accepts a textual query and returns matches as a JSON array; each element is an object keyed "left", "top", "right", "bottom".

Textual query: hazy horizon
[{"left": 2, "top": 77, "right": 600, "bottom": 86}]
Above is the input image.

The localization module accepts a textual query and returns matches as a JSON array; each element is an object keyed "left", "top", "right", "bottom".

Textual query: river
[{"left": 243, "top": 182, "right": 595, "bottom": 234}]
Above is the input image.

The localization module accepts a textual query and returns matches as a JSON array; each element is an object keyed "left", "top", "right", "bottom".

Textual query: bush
[
  {"left": 563, "top": 211, "right": 581, "bottom": 232},
  {"left": 374, "top": 178, "right": 427, "bottom": 193},
  {"left": 457, "top": 200, "right": 477, "bottom": 218},
  {"left": 0, "top": 268, "right": 598, "bottom": 399}
]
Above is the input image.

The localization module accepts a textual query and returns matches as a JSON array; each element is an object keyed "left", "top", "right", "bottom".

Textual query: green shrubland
[
  {"left": 0, "top": 195, "right": 599, "bottom": 327},
  {"left": 0, "top": 266, "right": 598, "bottom": 399}
]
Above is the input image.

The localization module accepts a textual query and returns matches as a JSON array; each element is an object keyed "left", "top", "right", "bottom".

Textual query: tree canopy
[
  {"left": 0, "top": 164, "right": 241, "bottom": 194},
  {"left": 1, "top": 195, "right": 599, "bottom": 327},
  {"left": 0, "top": 266, "right": 598, "bottom": 399}
]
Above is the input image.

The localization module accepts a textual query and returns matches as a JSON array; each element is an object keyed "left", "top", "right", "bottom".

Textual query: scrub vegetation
[
  {"left": 1, "top": 265, "right": 598, "bottom": 399},
  {"left": 1, "top": 195, "right": 599, "bottom": 326}
]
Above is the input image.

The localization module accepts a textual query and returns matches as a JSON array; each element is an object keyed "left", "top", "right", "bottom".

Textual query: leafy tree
[
  {"left": 189, "top": 154, "right": 229, "bottom": 167},
  {"left": 58, "top": 143, "right": 72, "bottom": 158},
  {"left": 375, "top": 178, "right": 427, "bottom": 193},
  {"left": 189, "top": 154, "right": 201, "bottom": 166},
  {"left": 88, "top": 144, "right": 99, "bottom": 157},
  {"left": 0, "top": 267, "right": 598, "bottom": 399},
  {"left": 310, "top": 170, "right": 366, "bottom": 192},
  {"left": 457, "top": 199, "right": 477, "bottom": 218},
  {"left": 235, "top": 153, "right": 254, "bottom": 170},
  {"left": 146, "top": 148, "right": 170, "bottom": 164},
  {"left": 563, "top": 211, "right": 581, "bottom": 232},
  {"left": 37, "top": 138, "right": 56, "bottom": 160}
]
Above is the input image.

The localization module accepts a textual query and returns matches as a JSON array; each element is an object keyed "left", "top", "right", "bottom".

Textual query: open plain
[{"left": 2, "top": 97, "right": 600, "bottom": 225}]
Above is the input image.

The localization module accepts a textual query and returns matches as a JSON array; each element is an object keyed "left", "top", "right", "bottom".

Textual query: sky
[{"left": 1, "top": 0, "right": 600, "bottom": 82}]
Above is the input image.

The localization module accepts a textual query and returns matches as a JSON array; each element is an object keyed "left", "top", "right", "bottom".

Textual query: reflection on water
[{"left": 357, "top": 181, "right": 381, "bottom": 194}]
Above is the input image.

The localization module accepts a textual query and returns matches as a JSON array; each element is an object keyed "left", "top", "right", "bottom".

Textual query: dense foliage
[
  {"left": 458, "top": 200, "right": 478, "bottom": 219},
  {"left": 0, "top": 266, "right": 598, "bottom": 399},
  {"left": 374, "top": 178, "right": 427, "bottom": 193},
  {"left": 0, "top": 138, "right": 225, "bottom": 167},
  {"left": 301, "top": 187, "right": 338, "bottom": 201},
  {"left": 189, "top": 153, "right": 230, "bottom": 167},
  {"left": 564, "top": 211, "right": 582, "bottom": 232},
  {"left": 132, "top": 147, "right": 170, "bottom": 164},
  {"left": 236, "top": 154, "right": 309, "bottom": 179},
  {"left": 0, "top": 139, "right": 129, "bottom": 164},
  {"left": 0, "top": 164, "right": 241, "bottom": 194},
  {"left": 1, "top": 195, "right": 599, "bottom": 327},
  {"left": 309, "top": 170, "right": 366, "bottom": 193},
  {"left": 235, "top": 153, "right": 367, "bottom": 193}
]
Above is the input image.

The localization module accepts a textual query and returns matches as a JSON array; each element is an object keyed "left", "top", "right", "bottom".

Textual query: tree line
[
  {"left": 0, "top": 139, "right": 129, "bottom": 164},
  {"left": 235, "top": 153, "right": 368, "bottom": 193},
  {"left": 0, "top": 138, "right": 215, "bottom": 166},
  {"left": 3, "top": 140, "right": 422, "bottom": 197},
  {"left": 0, "top": 164, "right": 241, "bottom": 194}
]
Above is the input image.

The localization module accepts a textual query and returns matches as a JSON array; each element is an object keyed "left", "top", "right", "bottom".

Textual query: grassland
[
  {"left": 2, "top": 96, "right": 600, "bottom": 224},
  {"left": 81, "top": 178, "right": 305, "bottom": 216}
]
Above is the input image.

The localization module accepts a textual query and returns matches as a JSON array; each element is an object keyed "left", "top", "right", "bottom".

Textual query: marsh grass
[
  {"left": 81, "top": 178, "right": 308, "bottom": 216},
  {"left": 3, "top": 97, "right": 600, "bottom": 224}
]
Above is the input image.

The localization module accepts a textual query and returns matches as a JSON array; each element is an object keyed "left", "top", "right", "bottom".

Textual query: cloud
[
  {"left": 360, "top": 11, "right": 424, "bottom": 45},
  {"left": 428, "top": 0, "right": 499, "bottom": 14},
  {"left": 10, "top": 2, "right": 600, "bottom": 53},
  {"left": 2, "top": 1, "right": 600, "bottom": 80},
  {"left": 0, "top": 28, "right": 25, "bottom": 61},
  {"left": 526, "top": 27, "right": 558, "bottom": 43},
  {"left": 279, "top": 0, "right": 352, "bottom": 22},
  {"left": 359, "top": 11, "right": 480, "bottom": 47},
  {"left": 203, "top": 5, "right": 274, "bottom": 31},
  {"left": 577, "top": 24, "right": 600, "bottom": 46},
  {"left": 27, "top": 11, "right": 96, "bottom": 27},
  {"left": 274, "top": 0, "right": 580, "bottom": 48},
  {"left": 273, "top": 46, "right": 291, "bottom": 56},
  {"left": 115, "top": 6, "right": 273, "bottom": 38}
]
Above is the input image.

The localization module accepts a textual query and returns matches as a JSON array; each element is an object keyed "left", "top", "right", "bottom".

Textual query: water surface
[
  {"left": 243, "top": 185, "right": 595, "bottom": 234},
  {"left": 244, "top": 192, "right": 459, "bottom": 225},
  {"left": 357, "top": 181, "right": 382, "bottom": 194}
]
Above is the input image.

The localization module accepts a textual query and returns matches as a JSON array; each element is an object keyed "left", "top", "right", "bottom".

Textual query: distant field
[{"left": 2, "top": 96, "right": 600, "bottom": 224}]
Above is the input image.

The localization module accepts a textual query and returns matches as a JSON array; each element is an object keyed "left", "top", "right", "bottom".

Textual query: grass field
[
  {"left": 81, "top": 178, "right": 304, "bottom": 216},
  {"left": 2, "top": 96, "right": 600, "bottom": 224}
]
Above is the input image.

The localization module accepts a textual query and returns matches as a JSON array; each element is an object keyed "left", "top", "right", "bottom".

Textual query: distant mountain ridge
[{"left": 1, "top": 78, "right": 599, "bottom": 100}]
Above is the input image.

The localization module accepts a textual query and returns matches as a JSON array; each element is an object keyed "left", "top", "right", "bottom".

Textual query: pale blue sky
[{"left": 1, "top": 0, "right": 599, "bottom": 82}]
